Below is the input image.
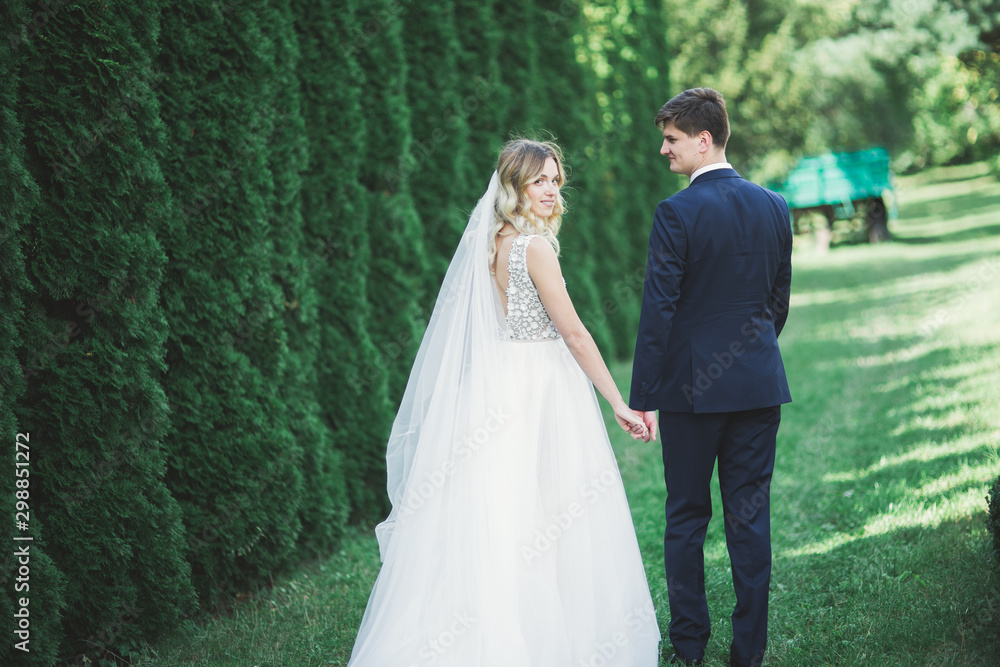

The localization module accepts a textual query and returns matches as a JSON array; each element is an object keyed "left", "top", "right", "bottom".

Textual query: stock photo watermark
[
  {"left": 5, "top": 0, "right": 72, "bottom": 53},
  {"left": 186, "top": 446, "right": 301, "bottom": 559},
  {"left": 399, "top": 406, "right": 511, "bottom": 517},
  {"left": 682, "top": 295, "right": 789, "bottom": 406},
  {"left": 20, "top": 272, "right": 136, "bottom": 380},
  {"left": 725, "top": 479, "right": 772, "bottom": 535},
  {"left": 917, "top": 255, "right": 999, "bottom": 337},
  {"left": 11, "top": 432, "right": 32, "bottom": 653},
  {"left": 406, "top": 611, "right": 476, "bottom": 667},
  {"left": 179, "top": 107, "right": 293, "bottom": 224},
  {"left": 573, "top": 115, "right": 631, "bottom": 176},
  {"left": 340, "top": 0, "right": 403, "bottom": 59},
  {"left": 579, "top": 599, "right": 658, "bottom": 667},
  {"left": 57, "top": 408, "right": 163, "bottom": 514},
  {"left": 521, "top": 467, "right": 620, "bottom": 563},
  {"left": 346, "top": 303, "right": 430, "bottom": 393},
  {"left": 50, "top": 66, "right": 167, "bottom": 181},
  {"left": 577, "top": 232, "right": 678, "bottom": 333},
  {"left": 383, "top": 72, "right": 499, "bottom": 190}
]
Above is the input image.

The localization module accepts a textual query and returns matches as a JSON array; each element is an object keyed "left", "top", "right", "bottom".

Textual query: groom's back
[
  {"left": 649, "top": 169, "right": 792, "bottom": 413},
  {"left": 677, "top": 173, "right": 789, "bottom": 317}
]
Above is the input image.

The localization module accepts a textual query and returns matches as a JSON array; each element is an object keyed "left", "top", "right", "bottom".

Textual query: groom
[{"left": 629, "top": 88, "right": 792, "bottom": 667}]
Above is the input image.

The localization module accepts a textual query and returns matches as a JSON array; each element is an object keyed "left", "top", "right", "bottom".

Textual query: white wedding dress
[{"left": 348, "top": 176, "right": 660, "bottom": 666}]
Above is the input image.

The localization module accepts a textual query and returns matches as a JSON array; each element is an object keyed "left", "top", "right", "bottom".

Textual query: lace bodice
[{"left": 505, "top": 234, "right": 561, "bottom": 341}]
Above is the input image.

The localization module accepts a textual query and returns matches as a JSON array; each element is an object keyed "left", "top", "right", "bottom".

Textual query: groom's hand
[{"left": 641, "top": 411, "right": 658, "bottom": 443}]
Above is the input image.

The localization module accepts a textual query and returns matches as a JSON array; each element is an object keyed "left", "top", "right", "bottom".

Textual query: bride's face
[{"left": 524, "top": 157, "right": 561, "bottom": 218}]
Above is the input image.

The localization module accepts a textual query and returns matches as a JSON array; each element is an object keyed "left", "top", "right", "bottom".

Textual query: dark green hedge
[
  {"left": 2, "top": 0, "right": 675, "bottom": 662},
  {"left": 13, "top": 0, "right": 197, "bottom": 662},
  {"left": 155, "top": 0, "right": 307, "bottom": 607},
  {"left": 1, "top": 3, "right": 67, "bottom": 664},
  {"left": 16, "top": 2, "right": 195, "bottom": 657},
  {"left": 295, "top": 0, "right": 391, "bottom": 524},
  {"left": 989, "top": 475, "right": 1000, "bottom": 568}
]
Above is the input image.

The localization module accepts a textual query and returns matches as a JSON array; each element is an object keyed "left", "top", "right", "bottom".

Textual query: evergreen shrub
[
  {"left": 155, "top": 0, "right": 304, "bottom": 605},
  {"left": 14, "top": 0, "right": 196, "bottom": 660},
  {"left": 0, "top": 4, "right": 68, "bottom": 663},
  {"left": 988, "top": 475, "right": 1000, "bottom": 568},
  {"left": 294, "top": 0, "right": 394, "bottom": 524}
]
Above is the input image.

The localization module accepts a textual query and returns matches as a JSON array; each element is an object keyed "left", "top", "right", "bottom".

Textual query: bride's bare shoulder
[
  {"left": 524, "top": 234, "right": 558, "bottom": 261},
  {"left": 524, "top": 236, "right": 562, "bottom": 286}
]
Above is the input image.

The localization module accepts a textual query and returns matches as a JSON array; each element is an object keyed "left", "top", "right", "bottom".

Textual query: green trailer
[{"left": 770, "top": 147, "right": 896, "bottom": 247}]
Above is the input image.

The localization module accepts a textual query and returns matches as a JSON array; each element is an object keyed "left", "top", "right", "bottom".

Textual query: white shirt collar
[{"left": 689, "top": 161, "right": 733, "bottom": 184}]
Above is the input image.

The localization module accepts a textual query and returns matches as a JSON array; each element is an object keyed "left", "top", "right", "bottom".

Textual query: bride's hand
[{"left": 613, "top": 405, "right": 649, "bottom": 441}]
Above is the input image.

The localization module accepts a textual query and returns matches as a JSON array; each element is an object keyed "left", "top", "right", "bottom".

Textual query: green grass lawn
[{"left": 140, "top": 162, "right": 1000, "bottom": 666}]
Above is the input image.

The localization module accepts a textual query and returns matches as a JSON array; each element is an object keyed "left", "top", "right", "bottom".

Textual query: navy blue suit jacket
[{"left": 629, "top": 168, "right": 793, "bottom": 413}]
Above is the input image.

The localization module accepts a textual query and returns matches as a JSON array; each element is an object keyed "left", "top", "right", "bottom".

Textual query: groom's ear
[{"left": 699, "top": 130, "right": 714, "bottom": 152}]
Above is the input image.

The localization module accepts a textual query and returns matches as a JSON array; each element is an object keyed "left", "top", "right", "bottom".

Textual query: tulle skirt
[{"left": 348, "top": 337, "right": 661, "bottom": 666}]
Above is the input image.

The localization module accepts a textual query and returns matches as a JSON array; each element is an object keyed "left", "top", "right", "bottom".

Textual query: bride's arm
[{"left": 526, "top": 238, "right": 648, "bottom": 440}]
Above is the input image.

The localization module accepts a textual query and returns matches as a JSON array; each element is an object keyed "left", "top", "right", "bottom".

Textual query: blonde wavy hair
[{"left": 488, "top": 139, "right": 567, "bottom": 273}]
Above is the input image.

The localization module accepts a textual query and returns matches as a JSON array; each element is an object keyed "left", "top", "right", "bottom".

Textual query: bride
[{"left": 348, "top": 139, "right": 661, "bottom": 665}]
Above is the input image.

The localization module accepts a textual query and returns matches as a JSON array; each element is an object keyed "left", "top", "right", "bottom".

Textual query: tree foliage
[
  {"left": 663, "top": 0, "right": 1000, "bottom": 179},
  {"left": 0, "top": 2, "right": 66, "bottom": 664},
  {"left": 14, "top": 0, "right": 196, "bottom": 661},
  {"left": 154, "top": 0, "right": 324, "bottom": 607},
  {"left": 294, "top": 0, "right": 392, "bottom": 523}
]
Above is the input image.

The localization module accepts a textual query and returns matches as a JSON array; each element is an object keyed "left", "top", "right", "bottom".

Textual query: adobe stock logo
[
  {"left": 406, "top": 611, "right": 476, "bottom": 667},
  {"left": 682, "top": 340, "right": 749, "bottom": 405},
  {"left": 520, "top": 469, "right": 619, "bottom": 563},
  {"left": 682, "top": 297, "right": 789, "bottom": 405},
  {"left": 724, "top": 479, "right": 771, "bottom": 534},
  {"left": 579, "top": 599, "right": 658, "bottom": 667},
  {"left": 399, "top": 406, "right": 511, "bottom": 517}
]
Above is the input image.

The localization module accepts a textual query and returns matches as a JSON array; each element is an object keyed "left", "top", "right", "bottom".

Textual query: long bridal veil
[{"left": 375, "top": 171, "right": 505, "bottom": 560}]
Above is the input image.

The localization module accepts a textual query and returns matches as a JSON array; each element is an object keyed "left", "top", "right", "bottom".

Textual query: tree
[
  {"left": 262, "top": 0, "right": 350, "bottom": 555},
  {"left": 15, "top": 0, "right": 195, "bottom": 659},
  {"left": 662, "top": 0, "right": 986, "bottom": 180},
  {"left": 909, "top": 0, "right": 1000, "bottom": 171},
  {"left": 354, "top": 0, "right": 430, "bottom": 518},
  {"left": 155, "top": 0, "right": 304, "bottom": 605},
  {"left": 292, "top": 0, "right": 386, "bottom": 524},
  {"left": 577, "top": 0, "right": 679, "bottom": 357},
  {"left": 533, "top": 0, "right": 617, "bottom": 356},
  {"left": 494, "top": 0, "right": 543, "bottom": 136},
  {"left": 0, "top": 2, "right": 66, "bottom": 664},
  {"left": 453, "top": 0, "right": 507, "bottom": 193},
  {"left": 400, "top": 0, "right": 473, "bottom": 290}
]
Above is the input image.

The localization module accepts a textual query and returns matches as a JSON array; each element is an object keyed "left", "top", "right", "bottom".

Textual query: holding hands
[{"left": 613, "top": 404, "right": 658, "bottom": 443}]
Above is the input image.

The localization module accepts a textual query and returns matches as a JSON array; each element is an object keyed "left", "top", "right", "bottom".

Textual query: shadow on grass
[
  {"left": 789, "top": 246, "right": 999, "bottom": 307},
  {"left": 768, "top": 517, "right": 1000, "bottom": 667},
  {"left": 893, "top": 221, "right": 1000, "bottom": 246},
  {"left": 767, "top": 333, "right": 1000, "bottom": 662},
  {"left": 792, "top": 337, "right": 994, "bottom": 473},
  {"left": 899, "top": 185, "right": 1000, "bottom": 217}
]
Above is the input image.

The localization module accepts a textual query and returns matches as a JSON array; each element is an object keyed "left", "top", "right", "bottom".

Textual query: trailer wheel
[
  {"left": 866, "top": 197, "right": 890, "bottom": 243},
  {"left": 815, "top": 205, "right": 835, "bottom": 252}
]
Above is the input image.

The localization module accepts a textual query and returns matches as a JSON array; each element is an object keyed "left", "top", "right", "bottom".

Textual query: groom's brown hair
[{"left": 654, "top": 87, "right": 730, "bottom": 149}]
